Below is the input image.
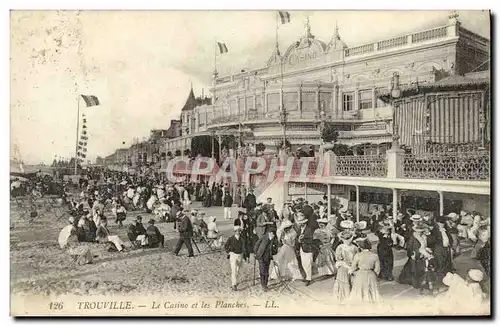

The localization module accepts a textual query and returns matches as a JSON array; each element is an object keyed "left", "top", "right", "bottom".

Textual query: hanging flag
[
  {"left": 80, "top": 136, "right": 88, "bottom": 141},
  {"left": 83, "top": 119, "right": 87, "bottom": 123},
  {"left": 80, "top": 95, "right": 100, "bottom": 107},
  {"left": 217, "top": 42, "right": 228, "bottom": 54},
  {"left": 278, "top": 11, "right": 291, "bottom": 24},
  {"left": 82, "top": 130, "right": 87, "bottom": 135}
]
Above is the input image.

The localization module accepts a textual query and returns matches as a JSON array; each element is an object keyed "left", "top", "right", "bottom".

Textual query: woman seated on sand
[
  {"left": 206, "top": 216, "right": 224, "bottom": 249},
  {"left": 58, "top": 216, "right": 93, "bottom": 265}
]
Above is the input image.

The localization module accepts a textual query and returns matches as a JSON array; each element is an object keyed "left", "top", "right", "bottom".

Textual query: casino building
[{"left": 163, "top": 11, "right": 489, "bottom": 158}]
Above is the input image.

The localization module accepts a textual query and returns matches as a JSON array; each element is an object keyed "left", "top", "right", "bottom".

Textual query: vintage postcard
[{"left": 10, "top": 10, "right": 491, "bottom": 316}]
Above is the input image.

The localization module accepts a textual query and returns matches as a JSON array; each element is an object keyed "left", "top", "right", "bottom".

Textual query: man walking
[
  {"left": 254, "top": 231, "right": 278, "bottom": 292},
  {"left": 224, "top": 226, "right": 245, "bottom": 291},
  {"left": 173, "top": 211, "right": 194, "bottom": 257},
  {"left": 223, "top": 189, "right": 233, "bottom": 220}
]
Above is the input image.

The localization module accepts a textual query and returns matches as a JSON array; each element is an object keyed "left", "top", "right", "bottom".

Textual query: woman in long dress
[
  {"left": 313, "top": 218, "right": 336, "bottom": 277},
  {"left": 398, "top": 221, "right": 432, "bottom": 289},
  {"left": 348, "top": 239, "right": 380, "bottom": 303},
  {"left": 332, "top": 230, "right": 359, "bottom": 301},
  {"left": 270, "top": 220, "right": 302, "bottom": 280}
]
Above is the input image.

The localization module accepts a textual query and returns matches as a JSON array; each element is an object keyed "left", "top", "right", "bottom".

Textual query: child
[{"left": 420, "top": 248, "right": 438, "bottom": 296}]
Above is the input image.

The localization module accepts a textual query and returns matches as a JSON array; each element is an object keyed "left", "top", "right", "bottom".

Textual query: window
[
  {"left": 283, "top": 92, "right": 298, "bottom": 111},
  {"left": 343, "top": 92, "right": 354, "bottom": 112},
  {"left": 358, "top": 89, "right": 372, "bottom": 110},
  {"left": 301, "top": 92, "right": 316, "bottom": 112},
  {"left": 319, "top": 92, "right": 332, "bottom": 113},
  {"left": 245, "top": 96, "right": 254, "bottom": 111},
  {"left": 238, "top": 98, "right": 245, "bottom": 114},
  {"left": 375, "top": 87, "right": 388, "bottom": 108},
  {"left": 267, "top": 93, "right": 280, "bottom": 112}
]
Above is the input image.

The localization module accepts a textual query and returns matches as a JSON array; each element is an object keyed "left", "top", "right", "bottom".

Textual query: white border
[{"left": 3, "top": 1, "right": 498, "bottom": 325}]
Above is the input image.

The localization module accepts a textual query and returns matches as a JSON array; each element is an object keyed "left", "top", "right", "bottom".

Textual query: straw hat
[
  {"left": 233, "top": 225, "right": 242, "bottom": 231},
  {"left": 68, "top": 216, "right": 75, "bottom": 224},
  {"left": 339, "top": 220, "right": 354, "bottom": 230},
  {"left": 296, "top": 214, "right": 308, "bottom": 225},
  {"left": 468, "top": 269, "right": 484, "bottom": 282},
  {"left": 339, "top": 230, "right": 354, "bottom": 241},
  {"left": 317, "top": 218, "right": 329, "bottom": 225},
  {"left": 354, "top": 221, "right": 367, "bottom": 230},
  {"left": 447, "top": 212, "right": 459, "bottom": 220},
  {"left": 412, "top": 222, "right": 428, "bottom": 232},
  {"left": 410, "top": 214, "right": 422, "bottom": 222}
]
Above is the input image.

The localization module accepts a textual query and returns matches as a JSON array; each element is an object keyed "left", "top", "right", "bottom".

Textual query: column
[
  {"left": 438, "top": 191, "right": 444, "bottom": 216},
  {"left": 298, "top": 88, "right": 302, "bottom": 118},
  {"left": 371, "top": 87, "right": 376, "bottom": 116},
  {"left": 337, "top": 87, "right": 343, "bottom": 119},
  {"left": 304, "top": 182, "right": 308, "bottom": 202},
  {"left": 327, "top": 184, "right": 331, "bottom": 217},
  {"left": 354, "top": 87, "right": 359, "bottom": 111},
  {"left": 316, "top": 86, "right": 320, "bottom": 112},
  {"left": 392, "top": 188, "right": 398, "bottom": 219},
  {"left": 355, "top": 185, "right": 360, "bottom": 222},
  {"left": 218, "top": 135, "right": 222, "bottom": 161},
  {"left": 331, "top": 88, "right": 336, "bottom": 116}
]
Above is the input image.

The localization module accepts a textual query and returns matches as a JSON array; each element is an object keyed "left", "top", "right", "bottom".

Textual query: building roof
[
  {"left": 378, "top": 70, "right": 490, "bottom": 102},
  {"left": 181, "top": 87, "right": 197, "bottom": 112}
]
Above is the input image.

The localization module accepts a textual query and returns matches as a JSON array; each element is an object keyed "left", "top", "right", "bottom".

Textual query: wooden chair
[{"left": 271, "top": 260, "right": 294, "bottom": 293}]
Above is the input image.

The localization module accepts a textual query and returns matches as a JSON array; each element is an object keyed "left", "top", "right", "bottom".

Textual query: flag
[
  {"left": 217, "top": 42, "right": 228, "bottom": 54},
  {"left": 278, "top": 11, "right": 291, "bottom": 24},
  {"left": 83, "top": 119, "right": 87, "bottom": 123},
  {"left": 80, "top": 95, "right": 100, "bottom": 107},
  {"left": 80, "top": 136, "right": 88, "bottom": 141}
]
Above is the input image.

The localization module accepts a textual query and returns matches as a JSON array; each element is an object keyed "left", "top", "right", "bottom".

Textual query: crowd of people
[{"left": 53, "top": 167, "right": 490, "bottom": 307}]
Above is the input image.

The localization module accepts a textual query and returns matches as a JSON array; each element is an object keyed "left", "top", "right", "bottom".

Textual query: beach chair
[{"left": 271, "top": 260, "right": 293, "bottom": 294}]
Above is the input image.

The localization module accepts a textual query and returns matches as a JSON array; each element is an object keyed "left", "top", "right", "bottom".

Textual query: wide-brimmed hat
[
  {"left": 468, "top": 269, "right": 484, "bottom": 282},
  {"left": 296, "top": 214, "right": 308, "bottom": 224},
  {"left": 412, "top": 222, "right": 428, "bottom": 232},
  {"left": 410, "top": 214, "right": 422, "bottom": 222},
  {"left": 354, "top": 221, "right": 367, "bottom": 230},
  {"left": 233, "top": 225, "right": 242, "bottom": 231},
  {"left": 317, "top": 218, "right": 329, "bottom": 225},
  {"left": 339, "top": 220, "right": 354, "bottom": 230},
  {"left": 339, "top": 230, "right": 354, "bottom": 241},
  {"left": 133, "top": 216, "right": 142, "bottom": 222},
  {"left": 447, "top": 212, "right": 459, "bottom": 219},
  {"left": 280, "top": 219, "right": 294, "bottom": 230},
  {"left": 68, "top": 216, "right": 75, "bottom": 224}
]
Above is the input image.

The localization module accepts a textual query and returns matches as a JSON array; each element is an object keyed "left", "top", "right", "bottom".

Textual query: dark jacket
[
  {"left": 243, "top": 193, "right": 257, "bottom": 210},
  {"left": 223, "top": 193, "right": 233, "bottom": 208},
  {"left": 127, "top": 222, "right": 146, "bottom": 241},
  {"left": 146, "top": 225, "right": 163, "bottom": 244},
  {"left": 297, "top": 225, "right": 315, "bottom": 253},
  {"left": 225, "top": 235, "right": 244, "bottom": 254},
  {"left": 254, "top": 234, "right": 278, "bottom": 261},
  {"left": 178, "top": 215, "right": 193, "bottom": 238}
]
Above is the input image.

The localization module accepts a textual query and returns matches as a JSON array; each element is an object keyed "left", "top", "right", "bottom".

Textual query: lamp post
[
  {"left": 389, "top": 72, "right": 402, "bottom": 149},
  {"left": 279, "top": 106, "right": 288, "bottom": 150}
]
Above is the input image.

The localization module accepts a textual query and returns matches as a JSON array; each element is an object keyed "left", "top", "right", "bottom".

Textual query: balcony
[{"left": 403, "top": 151, "right": 490, "bottom": 181}]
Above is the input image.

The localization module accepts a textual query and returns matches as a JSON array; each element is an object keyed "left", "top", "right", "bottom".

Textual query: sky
[{"left": 10, "top": 10, "right": 490, "bottom": 165}]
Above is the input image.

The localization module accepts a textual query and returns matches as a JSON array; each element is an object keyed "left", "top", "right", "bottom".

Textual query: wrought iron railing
[
  {"left": 403, "top": 151, "right": 490, "bottom": 180},
  {"left": 334, "top": 155, "right": 387, "bottom": 177}
]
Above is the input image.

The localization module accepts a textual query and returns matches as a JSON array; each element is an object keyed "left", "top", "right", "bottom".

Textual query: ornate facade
[{"left": 167, "top": 12, "right": 489, "bottom": 156}]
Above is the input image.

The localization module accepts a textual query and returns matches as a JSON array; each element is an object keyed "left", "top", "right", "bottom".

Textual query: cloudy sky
[{"left": 10, "top": 10, "right": 490, "bottom": 164}]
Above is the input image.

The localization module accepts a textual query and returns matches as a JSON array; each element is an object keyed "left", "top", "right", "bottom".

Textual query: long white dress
[{"left": 270, "top": 229, "right": 302, "bottom": 280}]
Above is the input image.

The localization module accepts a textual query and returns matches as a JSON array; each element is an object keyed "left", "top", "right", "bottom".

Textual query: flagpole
[
  {"left": 213, "top": 38, "right": 217, "bottom": 160},
  {"left": 74, "top": 95, "right": 80, "bottom": 176}
]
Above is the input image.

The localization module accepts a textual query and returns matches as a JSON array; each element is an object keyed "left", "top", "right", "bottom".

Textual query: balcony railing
[
  {"left": 403, "top": 151, "right": 490, "bottom": 180},
  {"left": 411, "top": 26, "right": 448, "bottom": 44},
  {"left": 334, "top": 155, "right": 387, "bottom": 177}
]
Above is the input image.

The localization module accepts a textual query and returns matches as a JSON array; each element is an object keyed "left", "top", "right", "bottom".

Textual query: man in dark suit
[
  {"left": 146, "top": 219, "right": 165, "bottom": 248},
  {"left": 254, "top": 231, "right": 278, "bottom": 292},
  {"left": 127, "top": 215, "right": 146, "bottom": 244},
  {"left": 243, "top": 188, "right": 257, "bottom": 215},
  {"left": 296, "top": 213, "right": 315, "bottom": 286},
  {"left": 173, "top": 211, "right": 194, "bottom": 257}
]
